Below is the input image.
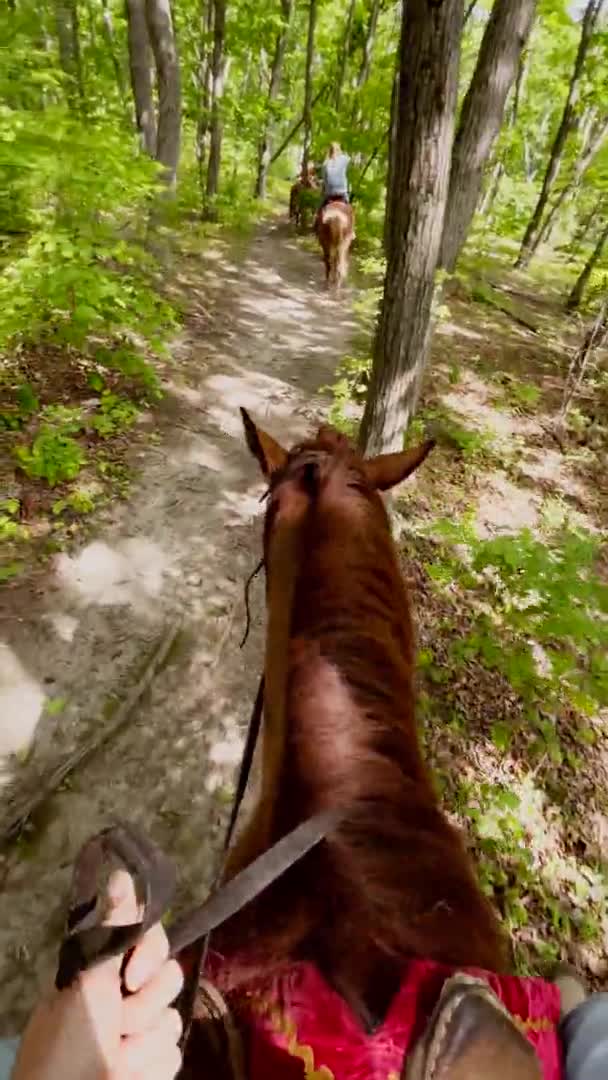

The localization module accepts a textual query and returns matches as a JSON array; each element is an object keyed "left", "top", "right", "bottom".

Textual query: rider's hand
[{"left": 12, "top": 870, "right": 184, "bottom": 1080}]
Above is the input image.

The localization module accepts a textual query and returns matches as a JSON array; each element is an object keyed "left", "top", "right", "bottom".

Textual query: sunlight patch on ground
[
  {"left": 440, "top": 372, "right": 540, "bottom": 444},
  {"left": 475, "top": 471, "right": 542, "bottom": 537},
  {"left": 43, "top": 612, "right": 79, "bottom": 643},
  {"left": 518, "top": 449, "right": 594, "bottom": 510},
  {"left": 209, "top": 734, "right": 245, "bottom": 768},
  {"left": 437, "top": 321, "right": 485, "bottom": 342},
  {"left": 217, "top": 487, "right": 265, "bottom": 527},
  {"left": 172, "top": 438, "right": 228, "bottom": 472},
  {"left": 0, "top": 644, "right": 44, "bottom": 777},
  {"left": 54, "top": 537, "right": 170, "bottom": 609}
]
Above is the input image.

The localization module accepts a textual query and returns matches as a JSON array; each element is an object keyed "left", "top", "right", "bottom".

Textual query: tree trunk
[
  {"left": 205, "top": 0, "right": 227, "bottom": 200},
  {"left": 478, "top": 48, "right": 528, "bottom": 216},
  {"left": 145, "top": 0, "right": 181, "bottom": 188},
  {"left": 566, "top": 218, "right": 608, "bottom": 311},
  {"left": 439, "top": 0, "right": 536, "bottom": 271},
  {"left": 569, "top": 202, "right": 598, "bottom": 256},
  {"left": 537, "top": 113, "right": 608, "bottom": 247},
  {"left": 515, "top": 0, "right": 604, "bottom": 269},
  {"left": 356, "top": 0, "right": 381, "bottom": 90},
  {"left": 302, "top": 0, "right": 317, "bottom": 172},
  {"left": 561, "top": 294, "right": 608, "bottom": 417},
  {"left": 55, "top": 0, "right": 86, "bottom": 111},
  {"left": 196, "top": 0, "right": 213, "bottom": 199},
  {"left": 125, "top": 0, "right": 157, "bottom": 156},
  {"left": 335, "top": 0, "right": 355, "bottom": 111},
  {"left": 269, "top": 82, "right": 328, "bottom": 165},
  {"left": 463, "top": 0, "right": 477, "bottom": 24},
  {"left": 101, "top": 0, "right": 127, "bottom": 103},
  {"left": 254, "top": 0, "right": 294, "bottom": 199},
  {"left": 359, "top": 0, "right": 464, "bottom": 456}
]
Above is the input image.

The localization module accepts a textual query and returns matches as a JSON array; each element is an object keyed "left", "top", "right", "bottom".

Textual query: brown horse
[
  {"left": 213, "top": 412, "right": 506, "bottom": 1033},
  {"left": 289, "top": 165, "right": 319, "bottom": 228},
  {"left": 317, "top": 198, "right": 354, "bottom": 290}
]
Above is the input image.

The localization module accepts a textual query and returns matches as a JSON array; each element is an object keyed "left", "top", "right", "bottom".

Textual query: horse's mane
[{"left": 214, "top": 427, "right": 506, "bottom": 1027}]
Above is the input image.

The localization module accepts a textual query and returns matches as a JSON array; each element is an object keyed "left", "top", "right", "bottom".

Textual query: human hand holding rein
[{"left": 12, "top": 870, "right": 183, "bottom": 1080}]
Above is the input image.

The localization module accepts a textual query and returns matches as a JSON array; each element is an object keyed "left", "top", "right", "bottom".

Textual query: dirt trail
[{"left": 0, "top": 219, "right": 358, "bottom": 1031}]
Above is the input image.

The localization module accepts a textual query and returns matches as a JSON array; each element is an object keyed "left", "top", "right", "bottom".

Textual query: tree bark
[
  {"left": 101, "top": 0, "right": 127, "bottom": 103},
  {"left": 302, "top": 0, "right": 317, "bottom": 172},
  {"left": 566, "top": 218, "right": 608, "bottom": 311},
  {"left": 359, "top": 0, "right": 464, "bottom": 456},
  {"left": 383, "top": 64, "right": 399, "bottom": 259},
  {"left": 515, "top": 0, "right": 605, "bottom": 269},
  {"left": 196, "top": 0, "right": 213, "bottom": 199},
  {"left": 254, "top": 0, "right": 294, "bottom": 198},
  {"left": 268, "top": 82, "right": 328, "bottom": 165},
  {"left": 125, "top": 0, "right": 157, "bottom": 156},
  {"left": 537, "top": 113, "right": 608, "bottom": 246},
  {"left": 145, "top": 0, "right": 181, "bottom": 188},
  {"left": 439, "top": 0, "right": 536, "bottom": 271},
  {"left": 356, "top": 0, "right": 381, "bottom": 90},
  {"left": 478, "top": 47, "right": 528, "bottom": 217},
  {"left": 205, "top": 0, "right": 228, "bottom": 200},
  {"left": 55, "top": 0, "right": 86, "bottom": 111},
  {"left": 335, "top": 0, "right": 355, "bottom": 110},
  {"left": 561, "top": 294, "right": 608, "bottom": 417}
]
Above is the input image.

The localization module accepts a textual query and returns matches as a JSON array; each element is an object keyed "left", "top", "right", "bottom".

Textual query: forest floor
[{"left": 0, "top": 214, "right": 607, "bottom": 1032}]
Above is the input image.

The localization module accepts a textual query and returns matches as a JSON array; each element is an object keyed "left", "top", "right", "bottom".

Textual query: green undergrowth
[{"left": 413, "top": 509, "right": 608, "bottom": 974}]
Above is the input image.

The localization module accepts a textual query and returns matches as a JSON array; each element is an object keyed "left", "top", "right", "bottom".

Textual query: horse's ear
[
  {"left": 363, "top": 440, "right": 435, "bottom": 491},
  {"left": 240, "top": 408, "right": 288, "bottom": 478}
]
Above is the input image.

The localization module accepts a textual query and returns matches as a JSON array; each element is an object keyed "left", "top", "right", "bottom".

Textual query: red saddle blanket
[{"left": 210, "top": 954, "right": 563, "bottom": 1080}]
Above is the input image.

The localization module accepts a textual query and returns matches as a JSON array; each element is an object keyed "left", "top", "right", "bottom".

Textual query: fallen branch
[{"left": 0, "top": 619, "right": 183, "bottom": 847}]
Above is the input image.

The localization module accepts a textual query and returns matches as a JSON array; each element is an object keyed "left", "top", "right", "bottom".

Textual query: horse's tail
[{"left": 320, "top": 204, "right": 353, "bottom": 288}]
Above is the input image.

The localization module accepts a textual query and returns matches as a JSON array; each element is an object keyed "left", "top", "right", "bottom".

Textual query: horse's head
[{"left": 241, "top": 407, "right": 434, "bottom": 566}]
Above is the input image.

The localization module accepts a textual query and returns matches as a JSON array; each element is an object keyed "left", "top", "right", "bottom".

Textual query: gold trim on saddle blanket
[{"left": 252, "top": 993, "right": 335, "bottom": 1079}]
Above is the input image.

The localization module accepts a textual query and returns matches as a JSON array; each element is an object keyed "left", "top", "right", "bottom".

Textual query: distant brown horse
[
  {"left": 289, "top": 164, "right": 319, "bottom": 228},
  {"left": 212, "top": 415, "right": 506, "bottom": 1023},
  {"left": 317, "top": 197, "right": 354, "bottom": 290}
]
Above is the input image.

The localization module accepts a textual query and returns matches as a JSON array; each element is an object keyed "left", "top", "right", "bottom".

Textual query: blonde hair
[{"left": 328, "top": 141, "right": 341, "bottom": 158}]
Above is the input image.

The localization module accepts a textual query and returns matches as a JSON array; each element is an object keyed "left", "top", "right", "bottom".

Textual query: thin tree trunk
[
  {"left": 463, "top": 0, "right": 477, "bottom": 24},
  {"left": 439, "top": 0, "right": 536, "bottom": 271},
  {"left": 561, "top": 295, "right": 608, "bottom": 417},
  {"left": 55, "top": 0, "right": 86, "bottom": 112},
  {"left": 101, "top": 0, "right": 127, "bottom": 102},
  {"left": 537, "top": 113, "right": 608, "bottom": 247},
  {"left": 359, "top": 0, "right": 464, "bottom": 456},
  {"left": 479, "top": 160, "right": 504, "bottom": 216},
  {"left": 516, "top": 0, "right": 605, "bottom": 269},
  {"left": 255, "top": 0, "right": 294, "bottom": 199},
  {"left": 196, "top": 0, "right": 213, "bottom": 200},
  {"left": 125, "top": 0, "right": 157, "bottom": 156},
  {"left": 566, "top": 219, "right": 608, "bottom": 311},
  {"left": 145, "top": 0, "right": 181, "bottom": 189},
  {"left": 569, "top": 203, "right": 598, "bottom": 257},
  {"left": 335, "top": 0, "right": 355, "bottom": 110},
  {"left": 269, "top": 82, "right": 328, "bottom": 165},
  {"left": 302, "top": 0, "right": 317, "bottom": 172},
  {"left": 356, "top": 0, "right": 381, "bottom": 90},
  {"left": 205, "top": 0, "right": 227, "bottom": 200}
]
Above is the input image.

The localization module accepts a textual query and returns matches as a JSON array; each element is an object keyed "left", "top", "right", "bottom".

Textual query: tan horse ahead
[{"left": 317, "top": 197, "right": 354, "bottom": 290}]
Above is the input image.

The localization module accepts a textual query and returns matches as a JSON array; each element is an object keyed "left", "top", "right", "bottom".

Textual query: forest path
[{"left": 0, "top": 218, "right": 358, "bottom": 1031}]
